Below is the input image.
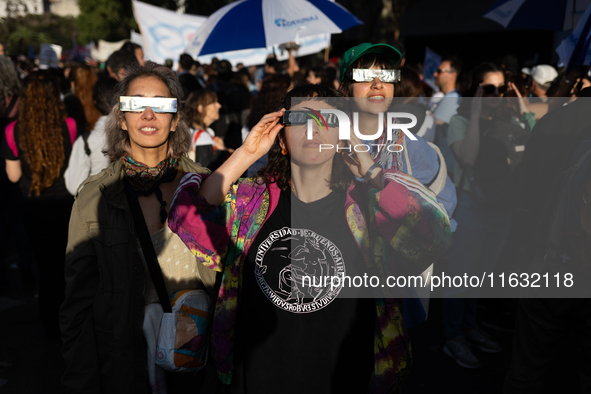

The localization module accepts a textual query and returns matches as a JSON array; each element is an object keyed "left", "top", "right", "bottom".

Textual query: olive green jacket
[{"left": 59, "top": 156, "right": 210, "bottom": 394}]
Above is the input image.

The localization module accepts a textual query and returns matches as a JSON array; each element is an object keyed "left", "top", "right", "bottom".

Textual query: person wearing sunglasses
[
  {"left": 338, "top": 43, "right": 458, "bottom": 330},
  {"left": 167, "top": 84, "right": 451, "bottom": 393},
  {"left": 443, "top": 62, "right": 535, "bottom": 369},
  {"left": 60, "top": 61, "right": 214, "bottom": 394},
  {"left": 430, "top": 57, "right": 462, "bottom": 128}
]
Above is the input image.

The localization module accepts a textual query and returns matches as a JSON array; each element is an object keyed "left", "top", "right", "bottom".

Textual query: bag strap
[
  {"left": 82, "top": 131, "right": 91, "bottom": 156},
  {"left": 5, "top": 95, "right": 18, "bottom": 118},
  {"left": 126, "top": 191, "right": 172, "bottom": 313},
  {"left": 5, "top": 120, "right": 18, "bottom": 158},
  {"left": 425, "top": 141, "right": 447, "bottom": 195},
  {"left": 402, "top": 135, "right": 412, "bottom": 176},
  {"left": 192, "top": 129, "right": 205, "bottom": 148}
]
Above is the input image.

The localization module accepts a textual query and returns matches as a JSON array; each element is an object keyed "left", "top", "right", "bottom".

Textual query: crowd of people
[{"left": 0, "top": 36, "right": 590, "bottom": 394}]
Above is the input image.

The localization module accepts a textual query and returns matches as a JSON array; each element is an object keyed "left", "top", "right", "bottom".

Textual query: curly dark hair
[
  {"left": 256, "top": 83, "right": 353, "bottom": 192},
  {"left": 104, "top": 61, "right": 191, "bottom": 160},
  {"left": 18, "top": 70, "right": 66, "bottom": 197},
  {"left": 245, "top": 73, "right": 292, "bottom": 130}
]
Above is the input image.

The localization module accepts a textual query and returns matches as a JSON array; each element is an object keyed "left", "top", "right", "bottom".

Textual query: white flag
[{"left": 132, "top": 0, "right": 206, "bottom": 66}]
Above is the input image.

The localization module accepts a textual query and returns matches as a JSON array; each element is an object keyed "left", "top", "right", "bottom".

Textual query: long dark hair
[
  {"left": 457, "top": 62, "right": 506, "bottom": 119},
  {"left": 70, "top": 65, "right": 101, "bottom": 131},
  {"left": 19, "top": 71, "right": 66, "bottom": 196},
  {"left": 256, "top": 84, "right": 353, "bottom": 192}
]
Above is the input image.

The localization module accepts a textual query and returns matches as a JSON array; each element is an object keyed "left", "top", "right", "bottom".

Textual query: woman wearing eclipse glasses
[
  {"left": 338, "top": 43, "right": 458, "bottom": 329},
  {"left": 60, "top": 61, "right": 214, "bottom": 393},
  {"left": 442, "top": 62, "right": 535, "bottom": 369},
  {"left": 167, "top": 83, "right": 451, "bottom": 393},
  {"left": 337, "top": 43, "right": 456, "bottom": 222}
]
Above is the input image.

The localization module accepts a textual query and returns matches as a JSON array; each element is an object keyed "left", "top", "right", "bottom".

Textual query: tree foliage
[
  {"left": 77, "top": 0, "right": 137, "bottom": 44},
  {"left": 0, "top": 13, "right": 78, "bottom": 56}
]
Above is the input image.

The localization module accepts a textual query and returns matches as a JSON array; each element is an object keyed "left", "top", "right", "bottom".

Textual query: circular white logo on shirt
[{"left": 254, "top": 227, "right": 345, "bottom": 314}]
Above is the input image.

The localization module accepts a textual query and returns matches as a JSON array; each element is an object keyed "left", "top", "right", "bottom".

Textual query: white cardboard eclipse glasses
[
  {"left": 351, "top": 69, "right": 400, "bottom": 83},
  {"left": 119, "top": 96, "right": 178, "bottom": 113}
]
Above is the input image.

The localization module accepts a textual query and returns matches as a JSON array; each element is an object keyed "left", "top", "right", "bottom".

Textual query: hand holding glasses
[{"left": 280, "top": 110, "right": 339, "bottom": 128}]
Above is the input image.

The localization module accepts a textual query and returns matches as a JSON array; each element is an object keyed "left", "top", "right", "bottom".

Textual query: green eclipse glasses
[
  {"left": 350, "top": 68, "right": 400, "bottom": 83},
  {"left": 282, "top": 110, "right": 339, "bottom": 128},
  {"left": 119, "top": 97, "right": 178, "bottom": 113}
]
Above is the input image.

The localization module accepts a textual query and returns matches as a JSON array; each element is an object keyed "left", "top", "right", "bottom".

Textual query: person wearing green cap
[{"left": 337, "top": 42, "right": 458, "bottom": 325}]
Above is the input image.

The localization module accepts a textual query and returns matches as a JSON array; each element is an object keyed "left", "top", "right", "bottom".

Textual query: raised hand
[
  {"left": 241, "top": 109, "right": 285, "bottom": 159},
  {"left": 198, "top": 109, "right": 285, "bottom": 206}
]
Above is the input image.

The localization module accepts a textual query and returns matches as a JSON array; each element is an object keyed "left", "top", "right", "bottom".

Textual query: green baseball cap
[{"left": 339, "top": 43, "right": 402, "bottom": 82}]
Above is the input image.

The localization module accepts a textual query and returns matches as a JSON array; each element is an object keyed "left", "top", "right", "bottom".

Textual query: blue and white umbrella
[
  {"left": 483, "top": 0, "right": 591, "bottom": 31},
  {"left": 185, "top": 0, "right": 362, "bottom": 56}
]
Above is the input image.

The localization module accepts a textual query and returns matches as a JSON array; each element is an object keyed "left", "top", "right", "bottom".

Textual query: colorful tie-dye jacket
[{"left": 168, "top": 169, "right": 451, "bottom": 393}]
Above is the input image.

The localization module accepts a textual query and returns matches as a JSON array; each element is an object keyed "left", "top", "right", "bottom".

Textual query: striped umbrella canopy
[{"left": 185, "top": 0, "right": 362, "bottom": 56}]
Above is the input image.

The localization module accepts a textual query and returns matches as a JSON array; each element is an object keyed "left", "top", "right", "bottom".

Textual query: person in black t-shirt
[{"left": 168, "top": 84, "right": 452, "bottom": 393}]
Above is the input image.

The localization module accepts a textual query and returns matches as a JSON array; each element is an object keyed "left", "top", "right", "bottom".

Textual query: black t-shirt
[
  {"left": 233, "top": 189, "right": 374, "bottom": 394},
  {"left": 1, "top": 120, "right": 75, "bottom": 200}
]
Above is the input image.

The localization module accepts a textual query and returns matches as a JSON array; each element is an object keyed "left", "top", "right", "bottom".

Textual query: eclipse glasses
[
  {"left": 350, "top": 68, "right": 400, "bottom": 83},
  {"left": 281, "top": 110, "right": 339, "bottom": 128},
  {"left": 119, "top": 97, "right": 178, "bottom": 113}
]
